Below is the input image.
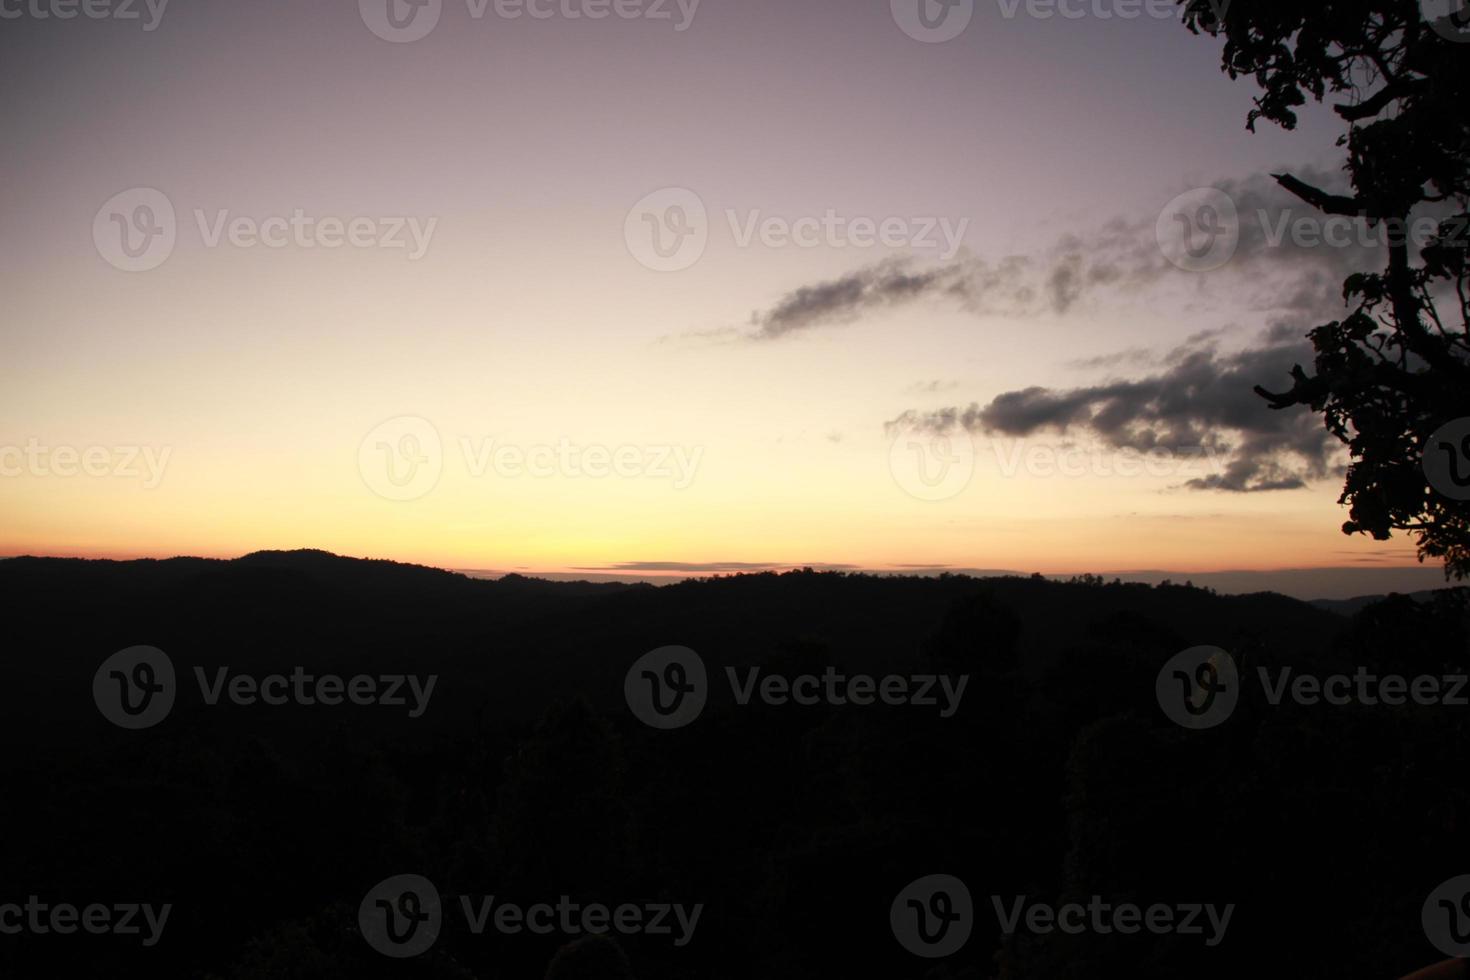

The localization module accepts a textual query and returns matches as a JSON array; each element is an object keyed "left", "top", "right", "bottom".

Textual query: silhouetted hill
[{"left": 1, "top": 551, "right": 1465, "bottom": 980}]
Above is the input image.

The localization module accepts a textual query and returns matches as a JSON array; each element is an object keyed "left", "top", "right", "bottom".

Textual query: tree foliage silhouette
[{"left": 1183, "top": 0, "right": 1470, "bottom": 576}]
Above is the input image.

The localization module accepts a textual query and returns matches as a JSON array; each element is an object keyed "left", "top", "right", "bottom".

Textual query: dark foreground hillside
[{"left": 0, "top": 550, "right": 1466, "bottom": 979}]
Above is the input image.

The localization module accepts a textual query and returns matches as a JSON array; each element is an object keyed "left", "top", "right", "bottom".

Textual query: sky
[{"left": 0, "top": 0, "right": 1441, "bottom": 593}]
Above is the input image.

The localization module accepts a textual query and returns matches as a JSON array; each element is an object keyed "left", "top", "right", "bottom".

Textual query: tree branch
[{"left": 1271, "top": 173, "right": 1372, "bottom": 218}]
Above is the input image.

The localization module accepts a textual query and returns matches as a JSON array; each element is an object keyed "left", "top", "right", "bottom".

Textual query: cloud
[
  {"left": 749, "top": 257, "right": 972, "bottom": 340},
  {"left": 886, "top": 325, "right": 1341, "bottom": 493},
  {"left": 904, "top": 379, "right": 961, "bottom": 394},
  {"left": 577, "top": 561, "right": 860, "bottom": 573},
  {"left": 734, "top": 165, "right": 1417, "bottom": 341}
]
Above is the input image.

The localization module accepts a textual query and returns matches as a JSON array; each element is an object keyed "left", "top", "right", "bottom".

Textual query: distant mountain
[
  {"left": 2, "top": 548, "right": 1467, "bottom": 979},
  {"left": 450, "top": 560, "right": 1452, "bottom": 601},
  {"left": 1308, "top": 589, "right": 1450, "bottom": 616}
]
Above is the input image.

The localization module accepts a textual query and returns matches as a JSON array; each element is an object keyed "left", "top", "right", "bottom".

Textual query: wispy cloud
[
  {"left": 576, "top": 561, "right": 861, "bottom": 573},
  {"left": 731, "top": 166, "right": 1390, "bottom": 342}
]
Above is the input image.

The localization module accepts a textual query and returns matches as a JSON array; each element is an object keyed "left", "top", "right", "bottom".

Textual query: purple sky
[{"left": 0, "top": 0, "right": 1441, "bottom": 598}]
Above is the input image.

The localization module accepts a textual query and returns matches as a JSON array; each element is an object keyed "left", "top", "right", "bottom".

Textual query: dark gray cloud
[
  {"left": 737, "top": 166, "right": 1417, "bottom": 341},
  {"left": 750, "top": 258, "right": 970, "bottom": 339},
  {"left": 886, "top": 326, "right": 1341, "bottom": 493}
]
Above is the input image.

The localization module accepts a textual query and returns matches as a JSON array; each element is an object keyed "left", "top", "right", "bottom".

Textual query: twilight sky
[{"left": 0, "top": 0, "right": 1436, "bottom": 592}]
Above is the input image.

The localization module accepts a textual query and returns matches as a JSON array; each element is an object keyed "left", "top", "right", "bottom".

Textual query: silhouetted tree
[{"left": 1184, "top": 0, "right": 1470, "bottom": 576}]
